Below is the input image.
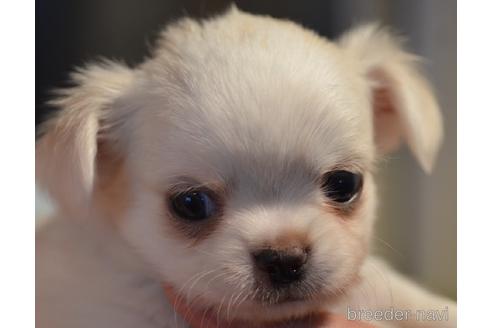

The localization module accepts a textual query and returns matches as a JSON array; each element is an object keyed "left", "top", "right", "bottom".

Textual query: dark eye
[
  {"left": 321, "top": 170, "right": 363, "bottom": 203},
  {"left": 169, "top": 190, "right": 217, "bottom": 221}
]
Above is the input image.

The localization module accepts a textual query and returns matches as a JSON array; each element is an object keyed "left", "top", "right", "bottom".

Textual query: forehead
[{"left": 131, "top": 13, "right": 374, "bottom": 184}]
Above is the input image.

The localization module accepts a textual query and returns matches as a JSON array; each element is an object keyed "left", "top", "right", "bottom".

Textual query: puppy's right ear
[
  {"left": 36, "top": 61, "right": 135, "bottom": 215},
  {"left": 339, "top": 24, "right": 443, "bottom": 173}
]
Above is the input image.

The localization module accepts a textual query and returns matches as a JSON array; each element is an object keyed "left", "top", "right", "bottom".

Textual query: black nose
[{"left": 252, "top": 247, "right": 308, "bottom": 285}]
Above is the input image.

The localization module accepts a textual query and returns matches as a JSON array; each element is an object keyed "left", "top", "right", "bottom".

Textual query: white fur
[
  {"left": 36, "top": 61, "right": 135, "bottom": 216},
  {"left": 36, "top": 7, "right": 455, "bottom": 327}
]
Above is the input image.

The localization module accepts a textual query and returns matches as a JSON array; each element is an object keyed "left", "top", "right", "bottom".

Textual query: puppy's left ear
[
  {"left": 339, "top": 24, "right": 443, "bottom": 173},
  {"left": 36, "top": 61, "right": 135, "bottom": 215}
]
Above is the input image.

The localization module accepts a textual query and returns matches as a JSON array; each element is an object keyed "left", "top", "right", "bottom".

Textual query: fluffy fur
[{"left": 36, "top": 7, "right": 455, "bottom": 327}]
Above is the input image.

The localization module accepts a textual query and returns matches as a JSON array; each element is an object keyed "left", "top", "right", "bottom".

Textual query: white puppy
[{"left": 36, "top": 7, "right": 456, "bottom": 328}]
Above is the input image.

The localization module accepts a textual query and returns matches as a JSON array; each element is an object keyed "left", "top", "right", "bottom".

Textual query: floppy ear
[
  {"left": 36, "top": 61, "right": 135, "bottom": 215},
  {"left": 339, "top": 24, "right": 443, "bottom": 173}
]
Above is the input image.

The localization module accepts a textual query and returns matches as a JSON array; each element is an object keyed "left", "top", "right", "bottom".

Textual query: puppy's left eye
[
  {"left": 321, "top": 170, "right": 363, "bottom": 203},
  {"left": 169, "top": 190, "right": 217, "bottom": 221}
]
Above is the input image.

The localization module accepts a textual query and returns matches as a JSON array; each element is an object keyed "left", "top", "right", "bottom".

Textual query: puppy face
[
  {"left": 119, "top": 34, "right": 376, "bottom": 319},
  {"left": 36, "top": 8, "right": 442, "bottom": 323}
]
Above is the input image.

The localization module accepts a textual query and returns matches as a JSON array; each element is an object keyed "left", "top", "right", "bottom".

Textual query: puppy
[{"left": 36, "top": 7, "right": 456, "bottom": 328}]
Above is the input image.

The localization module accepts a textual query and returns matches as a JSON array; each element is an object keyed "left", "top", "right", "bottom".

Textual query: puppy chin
[{"left": 232, "top": 299, "right": 327, "bottom": 323}]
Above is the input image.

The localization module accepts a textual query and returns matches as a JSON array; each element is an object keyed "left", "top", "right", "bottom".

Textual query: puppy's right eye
[
  {"left": 169, "top": 190, "right": 217, "bottom": 222},
  {"left": 321, "top": 170, "right": 363, "bottom": 204}
]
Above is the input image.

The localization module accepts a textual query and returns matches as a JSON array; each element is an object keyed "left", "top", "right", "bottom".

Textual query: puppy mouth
[
  {"left": 254, "top": 290, "right": 313, "bottom": 305},
  {"left": 251, "top": 279, "right": 327, "bottom": 306},
  {"left": 272, "top": 294, "right": 305, "bottom": 304},
  {"left": 164, "top": 284, "right": 328, "bottom": 328}
]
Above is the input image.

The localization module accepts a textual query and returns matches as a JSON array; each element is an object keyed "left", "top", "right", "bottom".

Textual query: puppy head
[{"left": 36, "top": 8, "right": 442, "bottom": 323}]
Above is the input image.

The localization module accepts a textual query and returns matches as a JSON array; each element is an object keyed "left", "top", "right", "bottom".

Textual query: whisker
[
  {"left": 373, "top": 235, "right": 404, "bottom": 258},
  {"left": 173, "top": 269, "right": 218, "bottom": 327}
]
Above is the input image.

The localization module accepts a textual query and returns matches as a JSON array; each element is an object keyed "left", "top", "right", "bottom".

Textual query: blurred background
[{"left": 36, "top": 0, "right": 456, "bottom": 299}]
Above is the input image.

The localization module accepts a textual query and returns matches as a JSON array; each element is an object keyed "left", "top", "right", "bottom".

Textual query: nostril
[
  {"left": 252, "top": 249, "right": 279, "bottom": 271},
  {"left": 252, "top": 247, "right": 309, "bottom": 285},
  {"left": 282, "top": 253, "right": 307, "bottom": 271}
]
